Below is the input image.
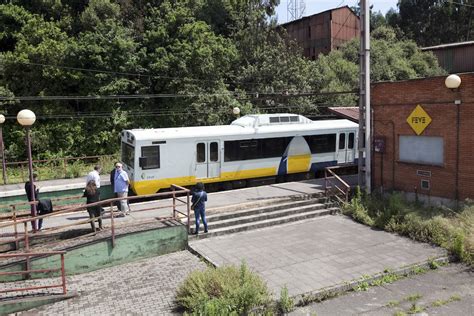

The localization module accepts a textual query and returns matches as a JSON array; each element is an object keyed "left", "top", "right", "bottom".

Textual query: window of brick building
[{"left": 399, "top": 136, "right": 444, "bottom": 166}]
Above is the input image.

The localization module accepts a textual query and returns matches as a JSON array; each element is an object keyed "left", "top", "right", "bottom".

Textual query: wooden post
[
  {"left": 61, "top": 253, "right": 67, "bottom": 294},
  {"left": 110, "top": 202, "right": 115, "bottom": 248}
]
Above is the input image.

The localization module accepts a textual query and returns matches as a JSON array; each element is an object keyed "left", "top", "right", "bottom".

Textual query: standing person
[
  {"left": 110, "top": 162, "right": 121, "bottom": 212},
  {"left": 191, "top": 182, "right": 208, "bottom": 235},
  {"left": 83, "top": 180, "right": 103, "bottom": 232},
  {"left": 113, "top": 163, "right": 130, "bottom": 216},
  {"left": 25, "top": 173, "right": 40, "bottom": 230},
  {"left": 86, "top": 165, "right": 101, "bottom": 192}
]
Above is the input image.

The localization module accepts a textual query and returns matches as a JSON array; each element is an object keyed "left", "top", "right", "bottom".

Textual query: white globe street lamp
[
  {"left": 232, "top": 107, "right": 241, "bottom": 116},
  {"left": 17, "top": 109, "right": 38, "bottom": 231},
  {"left": 445, "top": 74, "right": 461, "bottom": 90}
]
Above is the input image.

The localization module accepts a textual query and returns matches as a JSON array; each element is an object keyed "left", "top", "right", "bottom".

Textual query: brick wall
[{"left": 372, "top": 73, "right": 474, "bottom": 200}]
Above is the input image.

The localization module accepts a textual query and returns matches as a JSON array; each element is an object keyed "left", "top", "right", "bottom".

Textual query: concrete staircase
[{"left": 187, "top": 196, "right": 339, "bottom": 240}]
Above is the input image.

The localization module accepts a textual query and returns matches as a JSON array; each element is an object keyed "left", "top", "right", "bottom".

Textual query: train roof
[{"left": 124, "top": 114, "right": 358, "bottom": 141}]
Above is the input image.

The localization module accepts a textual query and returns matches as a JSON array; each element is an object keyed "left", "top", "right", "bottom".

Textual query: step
[
  {"left": 189, "top": 203, "right": 327, "bottom": 233},
  {"left": 189, "top": 207, "right": 339, "bottom": 240},
  {"left": 195, "top": 198, "right": 328, "bottom": 223}
]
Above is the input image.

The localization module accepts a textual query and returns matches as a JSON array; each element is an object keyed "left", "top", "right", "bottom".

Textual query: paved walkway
[
  {"left": 13, "top": 251, "right": 206, "bottom": 315},
  {"left": 190, "top": 215, "right": 447, "bottom": 298},
  {"left": 291, "top": 263, "right": 474, "bottom": 316}
]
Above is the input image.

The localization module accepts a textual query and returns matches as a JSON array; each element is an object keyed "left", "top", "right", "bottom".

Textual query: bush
[{"left": 176, "top": 262, "right": 272, "bottom": 315}]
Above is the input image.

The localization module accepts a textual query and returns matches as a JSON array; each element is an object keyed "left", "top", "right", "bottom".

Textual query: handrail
[
  {"left": 1, "top": 154, "right": 118, "bottom": 185},
  {"left": 0, "top": 185, "right": 192, "bottom": 251},
  {"left": 0, "top": 194, "right": 85, "bottom": 217},
  {"left": 324, "top": 167, "right": 351, "bottom": 203},
  {"left": 0, "top": 251, "right": 67, "bottom": 295}
]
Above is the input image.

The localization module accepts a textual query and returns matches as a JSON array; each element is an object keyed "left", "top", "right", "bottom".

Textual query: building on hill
[
  {"left": 371, "top": 72, "right": 474, "bottom": 205},
  {"left": 280, "top": 6, "right": 360, "bottom": 60},
  {"left": 422, "top": 41, "right": 474, "bottom": 74}
]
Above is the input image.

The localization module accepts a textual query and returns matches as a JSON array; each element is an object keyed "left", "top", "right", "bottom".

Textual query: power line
[
  {"left": 1, "top": 103, "right": 342, "bottom": 120},
  {"left": 0, "top": 90, "right": 358, "bottom": 102}
]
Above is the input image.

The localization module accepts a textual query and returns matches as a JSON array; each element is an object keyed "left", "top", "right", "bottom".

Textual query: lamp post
[
  {"left": 17, "top": 109, "right": 37, "bottom": 231},
  {"left": 232, "top": 107, "right": 241, "bottom": 117},
  {"left": 445, "top": 74, "right": 462, "bottom": 203},
  {"left": 0, "top": 114, "right": 6, "bottom": 184}
]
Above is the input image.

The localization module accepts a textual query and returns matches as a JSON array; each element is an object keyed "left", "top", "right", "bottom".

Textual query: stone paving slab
[
  {"left": 189, "top": 214, "right": 447, "bottom": 298},
  {"left": 9, "top": 251, "right": 206, "bottom": 315}
]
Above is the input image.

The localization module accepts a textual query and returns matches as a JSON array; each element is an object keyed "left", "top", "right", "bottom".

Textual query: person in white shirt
[{"left": 86, "top": 165, "right": 102, "bottom": 191}]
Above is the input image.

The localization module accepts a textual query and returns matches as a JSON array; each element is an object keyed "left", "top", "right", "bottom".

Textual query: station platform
[{"left": 0, "top": 175, "right": 358, "bottom": 236}]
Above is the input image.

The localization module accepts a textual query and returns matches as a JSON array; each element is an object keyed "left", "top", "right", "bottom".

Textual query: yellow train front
[{"left": 120, "top": 114, "right": 358, "bottom": 195}]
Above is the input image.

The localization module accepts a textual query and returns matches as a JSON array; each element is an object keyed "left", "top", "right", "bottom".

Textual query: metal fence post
[
  {"left": 110, "top": 202, "right": 115, "bottom": 248},
  {"left": 61, "top": 253, "right": 67, "bottom": 294}
]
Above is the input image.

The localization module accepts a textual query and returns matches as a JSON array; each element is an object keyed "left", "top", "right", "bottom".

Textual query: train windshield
[{"left": 121, "top": 142, "right": 135, "bottom": 169}]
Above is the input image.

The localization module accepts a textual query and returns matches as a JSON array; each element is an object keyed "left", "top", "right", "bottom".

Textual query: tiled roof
[{"left": 328, "top": 107, "right": 359, "bottom": 122}]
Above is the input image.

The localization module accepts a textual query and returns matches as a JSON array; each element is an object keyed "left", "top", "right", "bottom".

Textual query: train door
[
  {"left": 195, "top": 140, "right": 221, "bottom": 179},
  {"left": 336, "top": 132, "right": 356, "bottom": 164},
  {"left": 346, "top": 132, "right": 355, "bottom": 162}
]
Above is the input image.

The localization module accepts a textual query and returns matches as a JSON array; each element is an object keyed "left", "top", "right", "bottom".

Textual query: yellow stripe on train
[
  {"left": 130, "top": 167, "right": 277, "bottom": 195},
  {"left": 287, "top": 154, "right": 311, "bottom": 174}
]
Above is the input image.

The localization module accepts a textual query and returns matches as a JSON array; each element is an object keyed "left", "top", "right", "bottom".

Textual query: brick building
[
  {"left": 280, "top": 6, "right": 360, "bottom": 60},
  {"left": 371, "top": 73, "right": 474, "bottom": 203}
]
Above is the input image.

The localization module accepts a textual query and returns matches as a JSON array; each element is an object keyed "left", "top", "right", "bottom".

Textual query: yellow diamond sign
[{"left": 407, "top": 105, "right": 432, "bottom": 135}]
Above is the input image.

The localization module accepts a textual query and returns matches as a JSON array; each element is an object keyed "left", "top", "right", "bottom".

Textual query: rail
[
  {"left": 0, "top": 154, "right": 117, "bottom": 184},
  {"left": 0, "top": 251, "right": 67, "bottom": 295},
  {"left": 324, "top": 166, "right": 351, "bottom": 204},
  {"left": 0, "top": 184, "right": 191, "bottom": 251}
]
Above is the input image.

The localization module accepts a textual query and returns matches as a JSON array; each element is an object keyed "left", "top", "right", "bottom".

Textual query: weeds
[
  {"left": 176, "top": 262, "right": 272, "bottom": 315},
  {"left": 278, "top": 286, "right": 294, "bottom": 314},
  {"left": 344, "top": 188, "right": 474, "bottom": 266},
  {"left": 431, "top": 294, "right": 461, "bottom": 307}
]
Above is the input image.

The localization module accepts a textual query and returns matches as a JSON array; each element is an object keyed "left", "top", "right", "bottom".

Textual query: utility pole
[{"left": 358, "top": 0, "right": 371, "bottom": 193}]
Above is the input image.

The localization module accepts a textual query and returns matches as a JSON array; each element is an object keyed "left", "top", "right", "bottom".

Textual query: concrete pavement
[
  {"left": 291, "top": 263, "right": 473, "bottom": 316},
  {"left": 189, "top": 214, "right": 447, "bottom": 298}
]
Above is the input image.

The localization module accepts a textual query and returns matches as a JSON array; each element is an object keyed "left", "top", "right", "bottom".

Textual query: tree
[{"left": 387, "top": 0, "right": 474, "bottom": 46}]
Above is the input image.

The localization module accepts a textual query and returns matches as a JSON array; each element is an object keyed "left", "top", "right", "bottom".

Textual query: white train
[{"left": 120, "top": 114, "right": 358, "bottom": 195}]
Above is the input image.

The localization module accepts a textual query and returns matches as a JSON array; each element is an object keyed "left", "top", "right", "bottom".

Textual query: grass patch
[
  {"left": 431, "top": 294, "right": 461, "bottom": 307},
  {"left": 2, "top": 154, "right": 118, "bottom": 184},
  {"left": 176, "top": 262, "right": 272, "bottom": 315},
  {"left": 343, "top": 188, "right": 474, "bottom": 265}
]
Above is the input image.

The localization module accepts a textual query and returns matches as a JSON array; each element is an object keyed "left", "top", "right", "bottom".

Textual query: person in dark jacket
[
  {"left": 191, "top": 182, "right": 208, "bottom": 235},
  {"left": 83, "top": 180, "right": 103, "bottom": 232},
  {"left": 25, "top": 173, "right": 40, "bottom": 230}
]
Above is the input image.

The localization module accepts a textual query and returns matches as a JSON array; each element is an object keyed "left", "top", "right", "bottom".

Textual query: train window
[
  {"left": 339, "top": 133, "right": 346, "bottom": 150},
  {"left": 210, "top": 142, "right": 218, "bottom": 162},
  {"left": 260, "top": 137, "right": 291, "bottom": 158},
  {"left": 304, "top": 134, "right": 336, "bottom": 154},
  {"left": 348, "top": 133, "right": 354, "bottom": 149},
  {"left": 269, "top": 117, "right": 279, "bottom": 123},
  {"left": 197, "top": 143, "right": 205, "bottom": 163},
  {"left": 280, "top": 116, "right": 290, "bottom": 123},
  {"left": 224, "top": 137, "right": 292, "bottom": 162},
  {"left": 140, "top": 146, "right": 160, "bottom": 169},
  {"left": 121, "top": 142, "right": 135, "bottom": 168},
  {"left": 290, "top": 116, "right": 299, "bottom": 122}
]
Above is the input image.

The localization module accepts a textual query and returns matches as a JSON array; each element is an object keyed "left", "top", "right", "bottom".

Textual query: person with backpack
[{"left": 191, "top": 182, "right": 208, "bottom": 235}]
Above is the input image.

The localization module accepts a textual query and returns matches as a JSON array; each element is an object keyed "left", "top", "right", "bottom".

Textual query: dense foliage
[
  {"left": 386, "top": 0, "right": 474, "bottom": 46},
  {"left": 0, "top": 1, "right": 444, "bottom": 160}
]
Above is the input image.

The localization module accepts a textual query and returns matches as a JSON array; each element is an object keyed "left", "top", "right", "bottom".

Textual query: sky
[{"left": 276, "top": 0, "right": 399, "bottom": 24}]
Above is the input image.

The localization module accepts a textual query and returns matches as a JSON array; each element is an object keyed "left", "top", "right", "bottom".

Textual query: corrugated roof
[
  {"left": 279, "top": 5, "right": 358, "bottom": 27},
  {"left": 328, "top": 107, "right": 359, "bottom": 122},
  {"left": 422, "top": 41, "right": 474, "bottom": 51}
]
